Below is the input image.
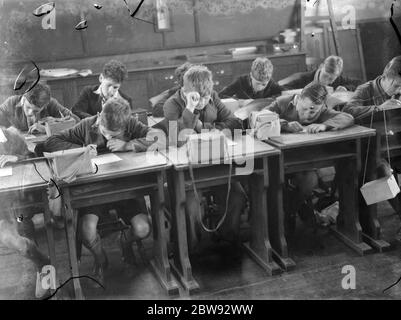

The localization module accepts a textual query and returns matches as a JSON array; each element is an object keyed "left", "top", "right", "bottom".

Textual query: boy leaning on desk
[
  {"left": 36, "top": 97, "right": 166, "bottom": 286},
  {"left": 162, "top": 64, "right": 247, "bottom": 251},
  {"left": 262, "top": 82, "right": 354, "bottom": 233},
  {"left": 0, "top": 82, "right": 79, "bottom": 134}
]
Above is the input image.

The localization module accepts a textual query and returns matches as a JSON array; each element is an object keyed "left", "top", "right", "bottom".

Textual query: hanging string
[
  {"left": 33, "top": 160, "right": 62, "bottom": 199},
  {"left": 362, "top": 109, "right": 375, "bottom": 185},
  {"left": 187, "top": 135, "right": 232, "bottom": 233},
  {"left": 383, "top": 107, "right": 392, "bottom": 168}
]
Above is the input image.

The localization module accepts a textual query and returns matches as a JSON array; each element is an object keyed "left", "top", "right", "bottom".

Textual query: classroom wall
[
  {"left": 305, "top": 0, "right": 401, "bottom": 80},
  {"left": 0, "top": 0, "right": 299, "bottom": 65}
]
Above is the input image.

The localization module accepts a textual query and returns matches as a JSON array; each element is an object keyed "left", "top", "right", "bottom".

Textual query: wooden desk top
[
  {"left": 63, "top": 151, "right": 170, "bottom": 186},
  {"left": 0, "top": 160, "right": 50, "bottom": 194},
  {"left": 163, "top": 134, "right": 280, "bottom": 170},
  {"left": 267, "top": 125, "right": 376, "bottom": 150}
]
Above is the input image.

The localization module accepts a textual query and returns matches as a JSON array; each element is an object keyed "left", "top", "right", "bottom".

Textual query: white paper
[
  {"left": 0, "top": 128, "right": 7, "bottom": 143},
  {"left": 91, "top": 153, "right": 122, "bottom": 166},
  {"left": 0, "top": 167, "right": 12, "bottom": 177}
]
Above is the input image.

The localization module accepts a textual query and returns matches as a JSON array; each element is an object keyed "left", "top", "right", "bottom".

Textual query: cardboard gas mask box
[
  {"left": 360, "top": 175, "right": 400, "bottom": 205},
  {"left": 186, "top": 131, "right": 229, "bottom": 165},
  {"left": 249, "top": 109, "right": 281, "bottom": 140},
  {"left": 44, "top": 118, "right": 76, "bottom": 137},
  {"left": 44, "top": 145, "right": 97, "bottom": 183}
]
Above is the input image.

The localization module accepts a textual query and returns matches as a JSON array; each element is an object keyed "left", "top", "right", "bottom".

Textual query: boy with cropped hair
[
  {"left": 219, "top": 56, "right": 282, "bottom": 99},
  {"left": 72, "top": 60, "right": 133, "bottom": 119}
]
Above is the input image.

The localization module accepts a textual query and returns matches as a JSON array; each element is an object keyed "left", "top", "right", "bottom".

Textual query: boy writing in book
[
  {"left": 280, "top": 55, "right": 361, "bottom": 92},
  {"left": 72, "top": 60, "right": 133, "bottom": 119},
  {"left": 0, "top": 82, "right": 79, "bottom": 134},
  {"left": 219, "top": 56, "right": 282, "bottom": 99},
  {"left": 163, "top": 65, "right": 246, "bottom": 249},
  {"left": 343, "top": 55, "right": 401, "bottom": 120},
  {"left": 37, "top": 97, "right": 165, "bottom": 285},
  {"left": 263, "top": 82, "right": 354, "bottom": 232}
]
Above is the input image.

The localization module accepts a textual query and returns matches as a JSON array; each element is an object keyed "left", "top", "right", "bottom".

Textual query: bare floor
[{"left": 1, "top": 202, "right": 401, "bottom": 300}]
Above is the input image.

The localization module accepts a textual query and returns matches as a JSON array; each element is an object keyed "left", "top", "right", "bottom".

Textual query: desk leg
[
  {"left": 267, "top": 155, "right": 296, "bottom": 271},
  {"left": 170, "top": 170, "right": 199, "bottom": 294},
  {"left": 360, "top": 135, "right": 391, "bottom": 251},
  {"left": 62, "top": 188, "right": 84, "bottom": 300},
  {"left": 331, "top": 147, "right": 373, "bottom": 255},
  {"left": 149, "top": 172, "right": 180, "bottom": 296},
  {"left": 243, "top": 157, "right": 282, "bottom": 275},
  {"left": 41, "top": 190, "right": 58, "bottom": 298}
]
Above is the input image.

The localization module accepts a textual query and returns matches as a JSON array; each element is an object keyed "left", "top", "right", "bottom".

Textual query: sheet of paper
[
  {"left": 0, "top": 128, "right": 7, "bottom": 143},
  {"left": 91, "top": 153, "right": 122, "bottom": 166},
  {"left": 24, "top": 134, "right": 37, "bottom": 140},
  {"left": 0, "top": 167, "right": 12, "bottom": 177}
]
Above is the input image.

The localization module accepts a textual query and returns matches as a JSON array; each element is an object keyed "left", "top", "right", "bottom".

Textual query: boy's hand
[
  {"left": 0, "top": 155, "right": 18, "bottom": 168},
  {"left": 377, "top": 99, "right": 401, "bottom": 111},
  {"left": 285, "top": 121, "right": 304, "bottom": 133},
  {"left": 306, "top": 123, "right": 327, "bottom": 134},
  {"left": 335, "top": 86, "right": 347, "bottom": 92},
  {"left": 107, "top": 139, "right": 132, "bottom": 152},
  {"left": 185, "top": 91, "right": 200, "bottom": 113},
  {"left": 28, "top": 122, "right": 46, "bottom": 134}
]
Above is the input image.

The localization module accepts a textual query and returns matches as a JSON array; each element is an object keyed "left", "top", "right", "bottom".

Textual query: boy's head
[
  {"left": 99, "top": 60, "right": 128, "bottom": 101},
  {"left": 250, "top": 57, "right": 273, "bottom": 92},
  {"left": 22, "top": 82, "right": 51, "bottom": 118},
  {"left": 182, "top": 65, "right": 213, "bottom": 110},
  {"left": 175, "top": 62, "right": 193, "bottom": 87},
  {"left": 318, "top": 56, "right": 343, "bottom": 86},
  {"left": 381, "top": 56, "right": 401, "bottom": 96},
  {"left": 296, "top": 82, "right": 328, "bottom": 124},
  {"left": 97, "top": 97, "right": 131, "bottom": 140}
]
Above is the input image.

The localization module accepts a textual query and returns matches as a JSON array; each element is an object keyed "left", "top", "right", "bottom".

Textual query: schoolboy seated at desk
[
  {"left": 0, "top": 82, "right": 79, "bottom": 134},
  {"left": 263, "top": 82, "right": 354, "bottom": 231},
  {"left": 0, "top": 127, "right": 50, "bottom": 272},
  {"left": 279, "top": 55, "right": 361, "bottom": 92},
  {"left": 343, "top": 55, "right": 401, "bottom": 239},
  {"left": 163, "top": 65, "right": 246, "bottom": 249},
  {"left": 37, "top": 97, "right": 165, "bottom": 285},
  {"left": 343, "top": 55, "right": 401, "bottom": 121},
  {"left": 149, "top": 62, "right": 193, "bottom": 117},
  {"left": 219, "top": 56, "right": 282, "bottom": 100},
  {"left": 72, "top": 60, "right": 133, "bottom": 119}
]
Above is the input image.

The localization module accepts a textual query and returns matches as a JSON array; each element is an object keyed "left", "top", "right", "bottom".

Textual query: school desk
[
  {"left": 267, "top": 125, "right": 376, "bottom": 256},
  {"left": 0, "top": 160, "right": 57, "bottom": 293},
  {"left": 162, "top": 134, "right": 294, "bottom": 294},
  {"left": 55, "top": 151, "right": 176, "bottom": 299}
]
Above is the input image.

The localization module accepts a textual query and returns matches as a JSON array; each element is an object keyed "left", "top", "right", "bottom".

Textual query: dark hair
[
  {"left": 323, "top": 55, "right": 343, "bottom": 75},
  {"left": 383, "top": 56, "right": 401, "bottom": 80},
  {"left": 175, "top": 62, "right": 193, "bottom": 87},
  {"left": 100, "top": 97, "right": 131, "bottom": 131},
  {"left": 300, "top": 82, "right": 328, "bottom": 105},
  {"left": 24, "top": 82, "right": 51, "bottom": 109},
  {"left": 102, "top": 60, "right": 128, "bottom": 83}
]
